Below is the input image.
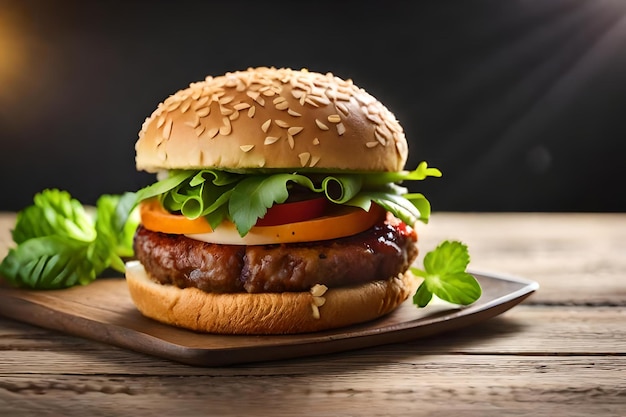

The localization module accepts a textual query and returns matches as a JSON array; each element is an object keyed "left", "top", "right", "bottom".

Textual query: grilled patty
[{"left": 133, "top": 215, "right": 418, "bottom": 294}]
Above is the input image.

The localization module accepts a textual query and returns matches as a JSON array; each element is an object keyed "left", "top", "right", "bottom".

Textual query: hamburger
[{"left": 125, "top": 67, "right": 441, "bottom": 334}]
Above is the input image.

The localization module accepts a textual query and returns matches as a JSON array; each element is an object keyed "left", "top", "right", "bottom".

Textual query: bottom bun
[{"left": 125, "top": 260, "right": 416, "bottom": 335}]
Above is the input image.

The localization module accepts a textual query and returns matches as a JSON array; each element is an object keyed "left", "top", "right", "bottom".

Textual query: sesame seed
[
  {"left": 310, "top": 155, "right": 320, "bottom": 167},
  {"left": 366, "top": 141, "right": 379, "bottom": 148},
  {"left": 315, "top": 119, "right": 329, "bottom": 130},
  {"left": 287, "top": 134, "right": 295, "bottom": 149},
  {"left": 304, "top": 97, "right": 320, "bottom": 107},
  {"left": 184, "top": 116, "right": 200, "bottom": 128},
  {"left": 275, "top": 120, "right": 290, "bottom": 128},
  {"left": 336, "top": 122, "right": 346, "bottom": 135},
  {"left": 240, "top": 145, "right": 254, "bottom": 152},
  {"left": 246, "top": 90, "right": 260, "bottom": 100},
  {"left": 288, "top": 126, "right": 303, "bottom": 136},
  {"left": 264, "top": 136, "right": 280, "bottom": 145},
  {"left": 233, "top": 102, "right": 250, "bottom": 110},
  {"left": 261, "top": 119, "right": 272, "bottom": 133},
  {"left": 312, "top": 296, "right": 326, "bottom": 307},
  {"left": 375, "top": 130, "right": 387, "bottom": 145},
  {"left": 367, "top": 113, "right": 382, "bottom": 124},
  {"left": 163, "top": 119, "right": 173, "bottom": 139},
  {"left": 195, "top": 96, "right": 209, "bottom": 106},
  {"left": 311, "top": 304, "right": 320, "bottom": 319},
  {"left": 287, "top": 108, "right": 301, "bottom": 117},
  {"left": 396, "top": 140, "right": 406, "bottom": 155},
  {"left": 207, "top": 127, "right": 219, "bottom": 139},
  {"left": 219, "top": 117, "right": 232, "bottom": 135},
  {"left": 312, "top": 138, "right": 320, "bottom": 145},
  {"left": 219, "top": 95, "right": 234, "bottom": 104},
  {"left": 195, "top": 125, "right": 205, "bottom": 136},
  {"left": 248, "top": 106, "right": 256, "bottom": 118},
  {"left": 299, "top": 152, "right": 311, "bottom": 166},
  {"left": 327, "top": 114, "right": 341, "bottom": 123},
  {"left": 156, "top": 115, "right": 166, "bottom": 128},
  {"left": 167, "top": 101, "right": 181, "bottom": 112},
  {"left": 219, "top": 106, "right": 234, "bottom": 116},
  {"left": 196, "top": 106, "right": 211, "bottom": 117},
  {"left": 229, "top": 110, "right": 239, "bottom": 121},
  {"left": 181, "top": 100, "right": 192, "bottom": 113},
  {"left": 308, "top": 94, "right": 330, "bottom": 105},
  {"left": 335, "top": 92, "right": 351, "bottom": 101},
  {"left": 336, "top": 102, "right": 350, "bottom": 116},
  {"left": 275, "top": 101, "right": 289, "bottom": 110}
]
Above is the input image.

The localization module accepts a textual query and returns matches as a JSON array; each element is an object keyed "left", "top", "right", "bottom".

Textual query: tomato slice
[
  {"left": 140, "top": 199, "right": 214, "bottom": 234},
  {"left": 255, "top": 197, "right": 329, "bottom": 226},
  {"left": 139, "top": 198, "right": 386, "bottom": 245}
]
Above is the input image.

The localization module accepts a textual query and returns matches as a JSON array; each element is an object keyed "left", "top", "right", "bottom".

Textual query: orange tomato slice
[
  {"left": 139, "top": 198, "right": 385, "bottom": 245},
  {"left": 139, "top": 199, "right": 214, "bottom": 234}
]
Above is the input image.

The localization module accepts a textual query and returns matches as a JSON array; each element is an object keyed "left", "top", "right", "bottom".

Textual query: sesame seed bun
[
  {"left": 125, "top": 261, "right": 415, "bottom": 335},
  {"left": 135, "top": 67, "right": 408, "bottom": 173}
]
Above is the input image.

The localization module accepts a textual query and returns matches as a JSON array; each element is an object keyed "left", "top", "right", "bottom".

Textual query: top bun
[{"left": 135, "top": 67, "right": 408, "bottom": 173}]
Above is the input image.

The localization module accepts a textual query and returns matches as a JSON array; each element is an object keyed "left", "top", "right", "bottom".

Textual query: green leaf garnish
[
  {"left": 136, "top": 161, "right": 442, "bottom": 236},
  {"left": 0, "top": 189, "right": 139, "bottom": 289},
  {"left": 411, "top": 240, "right": 482, "bottom": 307},
  {"left": 11, "top": 189, "right": 96, "bottom": 244}
]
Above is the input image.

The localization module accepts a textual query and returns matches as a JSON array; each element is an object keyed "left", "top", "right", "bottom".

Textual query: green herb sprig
[
  {"left": 411, "top": 240, "right": 482, "bottom": 307},
  {"left": 0, "top": 189, "right": 138, "bottom": 289}
]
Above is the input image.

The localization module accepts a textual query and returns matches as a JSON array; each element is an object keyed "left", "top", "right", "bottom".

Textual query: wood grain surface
[{"left": 1, "top": 212, "right": 625, "bottom": 416}]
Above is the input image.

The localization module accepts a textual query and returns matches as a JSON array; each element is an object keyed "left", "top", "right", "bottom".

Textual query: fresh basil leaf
[
  {"left": 411, "top": 240, "right": 481, "bottom": 307},
  {"left": 413, "top": 282, "right": 433, "bottom": 307},
  {"left": 0, "top": 236, "right": 99, "bottom": 289},
  {"left": 423, "top": 240, "right": 471, "bottom": 276},
  {"left": 93, "top": 192, "right": 139, "bottom": 272},
  {"left": 12, "top": 189, "right": 95, "bottom": 244},
  {"left": 0, "top": 189, "right": 140, "bottom": 289}
]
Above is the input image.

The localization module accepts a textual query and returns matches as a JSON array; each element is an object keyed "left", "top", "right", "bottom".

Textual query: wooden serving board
[{"left": 0, "top": 271, "right": 537, "bottom": 366}]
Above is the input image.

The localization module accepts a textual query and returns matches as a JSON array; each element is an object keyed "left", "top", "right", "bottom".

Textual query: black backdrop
[{"left": 1, "top": 0, "right": 625, "bottom": 212}]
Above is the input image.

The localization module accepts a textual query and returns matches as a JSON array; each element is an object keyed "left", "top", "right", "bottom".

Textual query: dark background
[{"left": 1, "top": 0, "right": 625, "bottom": 213}]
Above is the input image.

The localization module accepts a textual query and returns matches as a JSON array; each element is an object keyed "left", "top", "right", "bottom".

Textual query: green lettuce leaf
[{"left": 134, "top": 161, "right": 442, "bottom": 237}]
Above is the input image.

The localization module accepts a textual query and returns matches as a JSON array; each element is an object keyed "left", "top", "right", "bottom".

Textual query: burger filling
[{"left": 133, "top": 213, "right": 418, "bottom": 294}]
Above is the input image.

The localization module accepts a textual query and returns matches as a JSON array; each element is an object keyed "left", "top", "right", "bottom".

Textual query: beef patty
[{"left": 133, "top": 215, "right": 418, "bottom": 294}]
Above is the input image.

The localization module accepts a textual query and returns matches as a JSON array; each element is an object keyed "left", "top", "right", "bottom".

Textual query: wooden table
[{"left": 0, "top": 212, "right": 624, "bottom": 416}]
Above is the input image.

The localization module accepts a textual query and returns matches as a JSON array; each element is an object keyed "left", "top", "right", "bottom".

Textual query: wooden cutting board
[{"left": 0, "top": 271, "right": 537, "bottom": 366}]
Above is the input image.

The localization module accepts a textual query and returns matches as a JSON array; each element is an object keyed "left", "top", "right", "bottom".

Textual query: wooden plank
[
  {"left": 0, "top": 355, "right": 624, "bottom": 416},
  {"left": 0, "top": 272, "right": 536, "bottom": 366},
  {"left": 415, "top": 212, "right": 626, "bottom": 305},
  {"left": 0, "top": 305, "right": 623, "bottom": 375},
  {"left": 1, "top": 212, "right": 623, "bottom": 415}
]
